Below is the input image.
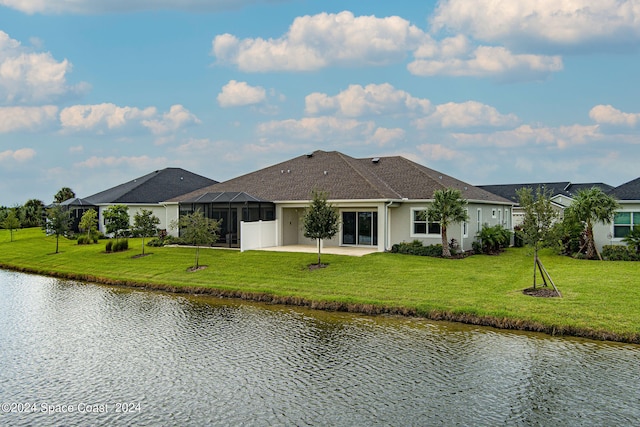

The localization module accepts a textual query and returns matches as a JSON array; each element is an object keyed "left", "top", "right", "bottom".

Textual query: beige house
[{"left": 170, "top": 150, "right": 513, "bottom": 252}]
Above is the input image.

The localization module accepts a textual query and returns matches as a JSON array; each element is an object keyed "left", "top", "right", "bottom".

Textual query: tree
[
  {"left": 22, "top": 199, "right": 45, "bottom": 228},
  {"left": 78, "top": 209, "right": 98, "bottom": 242},
  {"left": 423, "top": 188, "right": 469, "bottom": 257},
  {"left": 44, "top": 204, "right": 71, "bottom": 254},
  {"left": 303, "top": 190, "right": 340, "bottom": 265},
  {"left": 171, "top": 209, "right": 221, "bottom": 269},
  {"left": 54, "top": 187, "right": 75, "bottom": 204},
  {"left": 103, "top": 205, "right": 130, "bottom": 240},
  {"left": 1, "top": 208, "right": 21, "bottom": 242},
  {"left": 565, "top": 187, "right": 619, "bottom": 260},
  {"left": 517, "top": 186, "right": 560, "bottom": 295},
  {"left": 133, "top": 209, "right": 160, "bottom": 255}
]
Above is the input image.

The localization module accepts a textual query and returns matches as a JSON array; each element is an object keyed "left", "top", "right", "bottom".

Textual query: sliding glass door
[{"left": 342, "top": 211, "right": 377, "bottom": 246}]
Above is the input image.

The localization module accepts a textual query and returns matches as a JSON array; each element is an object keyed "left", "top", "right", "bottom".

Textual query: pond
[{"left": 0, "top": 269, "right": 638, "bottom": 426}]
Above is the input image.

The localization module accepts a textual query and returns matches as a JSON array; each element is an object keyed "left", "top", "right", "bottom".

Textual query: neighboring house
[
  {"left": 594, "top": 177, "right": 640, "bottom": 250},
  {"left": 169, "top": 150, "right": 513, "bottom": 252},
  {"left": 83, "top": 168, "right": 217, "bottom": 235},
  {"left": 479, "top": 182, "right": 613, "bottom": 226}
]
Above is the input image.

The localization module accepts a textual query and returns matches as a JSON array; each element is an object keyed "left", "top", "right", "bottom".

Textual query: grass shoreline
[{"left": 1, "top": 229, "right": 639, "bottom": 344}]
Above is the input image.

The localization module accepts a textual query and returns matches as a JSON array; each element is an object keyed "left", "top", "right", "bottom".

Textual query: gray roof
[
  {"left": 85, "top": 168, "right": 217, "bottom": 204},
  {"left": 60, "top": 197, "right": 96, "bottom": 207},
  {"left": 170, "top": 150, "right": 510, "bottom": 204},
  {"left": 609, "top": 177, "right": 640, "bottom": 200},
  {"left": 478, "top": 182, "right": 614, "bottom": 204}
]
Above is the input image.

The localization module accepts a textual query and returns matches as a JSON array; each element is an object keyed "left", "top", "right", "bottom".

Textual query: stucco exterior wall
[
  {"left": 388, "top": 202, "right": 512, "bottom": 252},
  {"left": 594, "top": 201, "right": 640, "bottom": 251}
]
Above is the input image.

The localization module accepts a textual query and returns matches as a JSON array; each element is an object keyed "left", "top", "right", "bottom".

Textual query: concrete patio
[{"left": 255, "top": 245, "right": 378, "bottom": 257}]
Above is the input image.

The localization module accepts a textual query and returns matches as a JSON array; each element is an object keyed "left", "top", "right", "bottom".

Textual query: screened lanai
[{"left": 178, "top": 192, "right": 275, "bottom": 247}]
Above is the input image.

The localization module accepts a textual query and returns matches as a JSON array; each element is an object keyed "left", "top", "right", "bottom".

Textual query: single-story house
[
  {"left": 594, "top": 176, "right": 640, "bottom": 250},
  {"left": 168, "top": 150, "right": 514, "bottom": 252},
  {"left": 478, "top": 182, "right": 613, "bottom": 226},
  {"left": 82, "top": 168, "right": 217, "bottom": 234}
]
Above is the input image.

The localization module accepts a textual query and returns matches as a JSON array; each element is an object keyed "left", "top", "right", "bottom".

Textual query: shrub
[
  {"left": 146, "top": 238, "right": 165, "bottom": 247},
  {"left": 476, "top": 224, "right": 511, "bottom": 254},
  {"left": 77, "top": 236, "right": 88, "bottom": 245},
  {"left": 391, "top": 240, "right": 443, "bottom": 257},
  {"left": 602, "top": 245, "right": 640, "bottom": 261},
  {"left": 513, "top": 226, "right": 524, "bottom": 248},
  {"left": 105, "top": 239, "right": 129, "bottom": 253},
  {"left": 622, "top": 226, "right": 640, "bottom": 255}
]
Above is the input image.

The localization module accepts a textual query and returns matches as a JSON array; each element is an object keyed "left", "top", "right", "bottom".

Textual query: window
[
  {"left": 492, "top": 208, "right": 497, "bottom": 219},
  {"left": 476, "top": 209, "right": 482, "bottom": 233},
  {"left": 614, "top": 212, "right": 640, "bottom": 238},
  {"left": 412, "top": 209, "right": 440, "bottom": 236}
]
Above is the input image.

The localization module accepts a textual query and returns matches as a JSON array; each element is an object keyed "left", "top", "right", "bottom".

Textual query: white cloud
[
  {"left": 0, "top": 31, "right": 86, "bottom": 104},
  {"left": 0, "top": 0, "right": 284, "bottom": 14},
  {"left": 408, "top": 45, "right": 562, "bottom": 80},
  {"left": 0, "top": 105, "right": 58, "bottom": 132},
  {"left": 217, "top": 80, "right": 266, "bottom": 107},
  {"left": 305, "top": 83, "right": 431, "bottom": 117},
  {"left": 414, "top": 101, "right": 519, "bottom": 129},
  {"left": 371, "top": 127, "right": 405, "bottom": 146},
  {"left": 450, "top": 124, "right": 601, "bottom": 149},
  {"left": 213, "top": 11, "right": 426, "bottom": 72},
  {"left": 589, "top": 104, "right": 640, "bottom": 127},
  {"left": 60, "top": 103, "right": 156, "bottom": 132},
  {"left": 75, "top": 155, "right": 168, "bottom": 169},
  {"left": 257, "top": 116, "right": 376, "bottom": 142},
  {"left": 0, "top": 148, "right": 36, "bottom": 162},
  {"left": 142, "top": 104, "right": 201, "bottom": 135},
  {"left": 430, "top": 0, "right": 640, "bottom": 51},
  {"left": 417, "top": 143, "right": 460, "bottom": 161}
]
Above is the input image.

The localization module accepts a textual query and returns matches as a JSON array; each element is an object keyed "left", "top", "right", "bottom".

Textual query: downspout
[{"left": 385, "top": 201, "right": 394, "bottom": 251}]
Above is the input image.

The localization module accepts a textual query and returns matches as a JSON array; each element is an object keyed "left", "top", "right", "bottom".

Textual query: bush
[
  {"left": 105, "top": 239, "right": 129, "bottom": 253},
  {"left": 390, "top": 240, "right": 443, "bottom": 257},
  {"left": 602, "top": 245, "right": 640, "bottom": 261},
  {"left": 146, "top": 238, "right": 165, "bottom": 247},
  {"left": 476, "top": 224, "right": 511, "bottom": 254},
  {"left": 513, "top": 226, "right": 524, "bottom": 248}
]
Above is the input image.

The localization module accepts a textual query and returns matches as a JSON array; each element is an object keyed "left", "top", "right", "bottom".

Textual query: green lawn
[{"left": 1, "top": 228, "right": 639, "bottom": 343}]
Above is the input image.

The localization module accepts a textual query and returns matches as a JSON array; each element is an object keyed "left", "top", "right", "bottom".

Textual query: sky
[{"left": 1, "top": 0, "right": 639, "bottom": 206}]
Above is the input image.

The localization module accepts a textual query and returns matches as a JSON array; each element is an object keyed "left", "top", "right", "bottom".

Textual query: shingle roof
[
  {"left": 609, "top": 177, "right": 640, "bottom": 200},
  {"left": 60, "top": 197, "right": 96, "bottom": 207},
  {"left": 478, "top": 182, "right": 614, "bottom": 204},
  {"left": 170, "top": 150, "right": 510, "bottom": 204},
  {"left": 85, "top": 168, "right": 217, "bottom": 204}
]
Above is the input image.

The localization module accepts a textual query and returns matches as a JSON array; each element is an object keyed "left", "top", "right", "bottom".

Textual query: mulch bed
[
  {"left": 308, "top": 263, "right": 328, "bottom": 271},
  {"left": 187, "top": 265, "right": 208, "bottom": 272},
  {"left": 523, "top": 287, "right": 561, "bottom": 298}
]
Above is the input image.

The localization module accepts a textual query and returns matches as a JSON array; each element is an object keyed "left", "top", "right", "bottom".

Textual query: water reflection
[{"left": 1, "top": 269, "right": 639, "bottom": 426}]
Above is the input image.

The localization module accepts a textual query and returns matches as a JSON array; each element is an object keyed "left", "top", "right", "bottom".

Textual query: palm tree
[
  {"left": 425, "top": 188, "right": 469, "bottom": 257},
  {"left": 565, "top": 187, "right": 619, "bottom": 260}
]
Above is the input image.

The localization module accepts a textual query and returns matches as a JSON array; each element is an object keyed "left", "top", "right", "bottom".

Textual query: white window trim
[
  {"left": 492, "top": 208, "right": 497, "bottom": 219},
  {"left": 410, "top": 207, "right": 441, "bottom": 238},
  {"left": 612, "top": 210, "right": 640, "bottom": 241}
]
